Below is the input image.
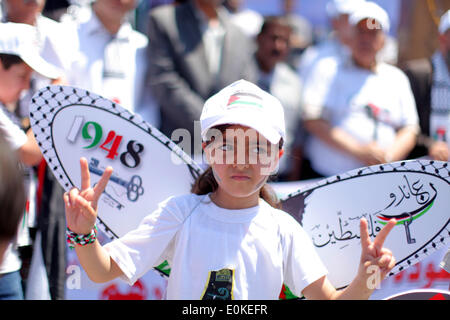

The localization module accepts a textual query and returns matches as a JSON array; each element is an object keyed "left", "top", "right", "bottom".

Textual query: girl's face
[{"left": 203, "top": 124, "right": 283, "bottom": 209}]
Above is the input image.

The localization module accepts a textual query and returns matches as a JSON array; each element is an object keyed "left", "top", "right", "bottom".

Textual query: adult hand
[{"left": 429, "top": 141, "right": 449, "bottom": 161}]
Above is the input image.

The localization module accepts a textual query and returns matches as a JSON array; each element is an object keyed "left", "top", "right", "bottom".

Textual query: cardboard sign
[
  {"left": 30, "top": 86, "right": 449, "bottom": 294},
  {"left": 29, "top": 85, "right": 202, "bottom": 239},
  {"left": 282, "top": 160, "right": 450, "bottom": 289}
]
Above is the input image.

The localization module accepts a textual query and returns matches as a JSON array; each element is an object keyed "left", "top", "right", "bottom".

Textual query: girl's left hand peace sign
[
  {"left": 302, "top": 217, "right": 398, "bottom": 300},
  {"left": 358, "top": 217, "right": 397, "bottom": 282}
]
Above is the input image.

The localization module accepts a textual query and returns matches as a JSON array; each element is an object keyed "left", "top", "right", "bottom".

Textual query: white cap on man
[
  {"left": 439, "top": 10, "right": 450, "bottom": 34},
  {"left": 349, "top": 1, "right": 390, "bottom": 33},
  {"left": 326, "top": 0, "right": 366, "bottom": 18},
  {"left": 0, "top": 22, "right": 60, "bottom": 79},
  {"left": 200, "top": 80, "right": 286, "bottom": 145}
]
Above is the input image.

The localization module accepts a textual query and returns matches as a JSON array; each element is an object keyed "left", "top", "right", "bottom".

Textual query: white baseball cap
[
  {"left": 0, "top": 22, "right": 60, "bottom": 79},
  {"left": 439, "top": 10, "right": 450, "bottom": 34},
  {"left": 349, "top": 1, "right": 390, "bottom": 33},
  {"left": 326, "top": 0, "right": 366, "bottom": 18},
  {"left": 200, "top": 79, "right": 286, "bottom": 145}
]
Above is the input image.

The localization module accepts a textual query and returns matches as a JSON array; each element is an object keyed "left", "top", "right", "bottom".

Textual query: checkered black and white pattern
[
  {"left": 282, "top": 159, "right": 450, "bottom": 283},
  {"left": 29, "top": 85, "right": 202, "bottom": 239}
]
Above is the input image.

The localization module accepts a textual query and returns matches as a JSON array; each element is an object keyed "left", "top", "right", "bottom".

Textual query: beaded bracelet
[{"left": 66, "top": 225, "right": 98, "bottom": 249}]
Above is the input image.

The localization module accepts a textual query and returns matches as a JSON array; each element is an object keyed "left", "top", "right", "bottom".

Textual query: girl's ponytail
[
  {"left": 259, "top": 184, "right": 282, "bottom": 209},
  {"left": 191, "top": 167, "right": 217, "bottom": 196}
]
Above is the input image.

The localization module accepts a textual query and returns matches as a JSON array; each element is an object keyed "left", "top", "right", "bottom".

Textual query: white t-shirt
[
  {"left": 298, "top": 37, "right": 349, "bottom": 84},
  {"left": 0, "top": 103, "right": 27, "bottom": 151},
  {"left": 61, "top": 5, "right": 159, "bottom": 126},
  {"left": 302, "top": 58, "right": 419, "bottom": 176},
  {"left": 105, "top": 193, "right": 327, "bottom": 300}
]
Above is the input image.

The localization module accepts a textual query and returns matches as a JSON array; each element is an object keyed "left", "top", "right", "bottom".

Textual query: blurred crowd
[{"left": 0, "top": 0, "right": 449, "bottom": 300}]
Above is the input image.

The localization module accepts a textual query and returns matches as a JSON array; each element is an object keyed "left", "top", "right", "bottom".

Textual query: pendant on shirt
[{"left": 201, "top": 268, "right": 234, "bottom": 300}]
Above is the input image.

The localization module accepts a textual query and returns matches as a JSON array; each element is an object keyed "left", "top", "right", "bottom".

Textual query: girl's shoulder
[
  {"left": 160, "top": 193, "right": 207, "bottom": 210},
  {"left": 259, "top": 200, "right": 302, "bottom": 229},
  {"left": 259, "top": 202, "right": 314, "bottom": 247},
  {"left": 156, "top": 193, "right": 209, "bottom": 220}
]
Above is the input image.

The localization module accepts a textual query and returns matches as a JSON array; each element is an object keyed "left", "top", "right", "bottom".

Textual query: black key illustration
[{"left": 89, "top": 158, "right": 144, "bottom": 202}]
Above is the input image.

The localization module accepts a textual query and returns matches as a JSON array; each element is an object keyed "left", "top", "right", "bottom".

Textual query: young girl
[{"left": 64, "top": 80, "right": 396, "bottom": 300}]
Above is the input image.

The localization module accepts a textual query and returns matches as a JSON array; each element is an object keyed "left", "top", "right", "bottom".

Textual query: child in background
[
  {"left": 0, "top": 21, "right": 60, "bottom": 300},
  {"left": 64, "top": 80, "right": 396, "bottom": 300}
]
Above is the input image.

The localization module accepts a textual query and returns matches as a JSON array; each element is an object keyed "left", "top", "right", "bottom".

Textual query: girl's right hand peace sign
[{"left": 63, "top": 157, "right": 113, "bottom": 235}]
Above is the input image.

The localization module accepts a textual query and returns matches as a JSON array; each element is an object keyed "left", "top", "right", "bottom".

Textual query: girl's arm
[
  {"left": 64, "top": 157, "right": 124, "bottom": 283},
  {"left": 0, "top": 110, "right": 42, "bottom": 166},
  {"left": 18, "top": 129, "right": 43, "bottom": 166},
  {"left": 74, "top": 239, "right": 124, "bottom": 283},
  {"left": 302, "top": 218, "right": 397, "bottom": 300}
]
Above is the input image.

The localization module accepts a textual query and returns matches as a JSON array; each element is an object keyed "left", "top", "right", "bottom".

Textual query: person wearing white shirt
[
  {"left": 0, "top": 22, "right": 59, "bottom": 300},
  {"left": 301, "top": 2, "right": 419, "bottom": 177},
  {"left": 62, "top": 0, "right": 160, "bottom": 127},
  {"left": 1, "top": 0, "right": 74, "bottom": 74},
  {"left": 297, "top": 0, "right": 364, "bottom": 82},
  {"left": 63, "top": 79, "right": 398, "bottom": 301}
]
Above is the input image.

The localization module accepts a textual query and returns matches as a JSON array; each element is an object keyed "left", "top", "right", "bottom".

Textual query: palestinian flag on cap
[{"left": 227, "top": 92, "right": 263, "bottom": 109}]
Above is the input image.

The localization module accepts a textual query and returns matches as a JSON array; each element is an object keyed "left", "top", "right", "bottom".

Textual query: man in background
[
  {"left": 62, "top": 0, "right": 159, "bottom": 126},
  {"left": 403, "top": 10, "right": 450, "bottom": 161},
  {"left": 147, "top": 0, "right": 257, "bottom": 160},
  {"left": 254, "top": 16, "right": 303, "bottom": 180},
  {"left": 301, "top": 2, "right": 419, "bottom": 177}
]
